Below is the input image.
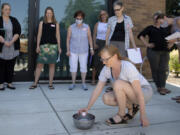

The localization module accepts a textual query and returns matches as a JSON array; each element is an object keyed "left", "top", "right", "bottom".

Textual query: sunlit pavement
[{"left": 0, "top": 82, "right": 180, "bottom": 135}]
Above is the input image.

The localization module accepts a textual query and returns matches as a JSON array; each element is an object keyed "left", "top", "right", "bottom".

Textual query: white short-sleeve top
[{"left": 99, "top": 60, "right": 150, "bottom": 86}]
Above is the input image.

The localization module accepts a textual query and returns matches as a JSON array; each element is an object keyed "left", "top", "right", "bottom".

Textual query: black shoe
[
  {"left": 0, "top": 87, "right": 5, "bottom": 91},
  {"left": 7, "top": 85, "right": 16, "bottom": 90},
  {"left": 105, "top": 87, "right": 113, "bottom": 93}
]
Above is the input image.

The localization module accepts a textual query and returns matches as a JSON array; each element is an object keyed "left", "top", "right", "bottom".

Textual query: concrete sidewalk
[{"left": 0, "top": 82, "right": 180, "bottom": 135}]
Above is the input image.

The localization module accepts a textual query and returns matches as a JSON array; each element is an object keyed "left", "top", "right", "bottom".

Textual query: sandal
[
  {"left": 29, "top": 85, "right": 37, "bottom": 89},
  {"left": 157, "top": 88, "right": 167, "bottom": 95},
  {"left": 162, "top": 88, "right": 171, "bottom": 94},
  {"left": 176, "top": 100, "right": 180, "bottom": 103},
  {"left": 124, "top": 104, "right": 139, "bottom": 120},
  {"left": 172, "top": 96, "right": 180, "bottom": 100},
  {"left": 105, "top": 87, "right": 113, "bottom": 93},
  {"left": 91, "top": 80, "right": 96, "bottom": 85},
  {"left": 106, "top": 114, "right": 127, "bottom": 125},
  {"left": 48, "top": 85, "right": 54, "bottom": 90}
]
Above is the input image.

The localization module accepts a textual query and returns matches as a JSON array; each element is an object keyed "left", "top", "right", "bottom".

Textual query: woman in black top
[
  {"left": 29, "top": 7, "right": 61, "bottom": 90},
  {"left": 0, "top": 3, "right": 21, "bottom": 90},
  {"left": 138, "top": 12, "right": 173, "bottom": 95},
  {"left": 105, "top": 1, "right": 137, "bottom": 57}
]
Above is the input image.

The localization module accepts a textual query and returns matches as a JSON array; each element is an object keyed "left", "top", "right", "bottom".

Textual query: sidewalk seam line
[{"left": 39, "top": 86, "right": 71, "bottom": 135}]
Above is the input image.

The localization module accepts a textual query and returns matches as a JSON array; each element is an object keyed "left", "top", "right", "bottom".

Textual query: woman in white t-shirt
[{"left": 79, "top": 45, "right": 153, "bottom": 127}]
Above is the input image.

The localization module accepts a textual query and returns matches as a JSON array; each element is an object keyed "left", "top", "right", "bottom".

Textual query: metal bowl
[{"left": 73, "top": 113, "right": 95, "bottom": 130}]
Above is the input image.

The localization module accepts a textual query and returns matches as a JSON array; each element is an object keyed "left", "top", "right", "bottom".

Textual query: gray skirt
[{"left": 110, "top": 41, "right": 127, "bottom": 57}]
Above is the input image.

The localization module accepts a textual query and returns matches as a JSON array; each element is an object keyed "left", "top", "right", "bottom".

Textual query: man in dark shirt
[{"left": 138, "top": 12, "right": 174, "bottom": 95}]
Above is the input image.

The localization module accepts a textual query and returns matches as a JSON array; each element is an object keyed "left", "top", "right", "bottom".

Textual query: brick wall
[{"left": 121, "top": 0, "right": 166, "bottom": 79}]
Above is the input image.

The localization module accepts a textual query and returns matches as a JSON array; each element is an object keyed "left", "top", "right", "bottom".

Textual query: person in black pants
[
  {"left": 138, "top": 12, "right": 174, "bottom": 95},
  {"left": 0, "top": 3, "right": 21, "bottom": 90}
]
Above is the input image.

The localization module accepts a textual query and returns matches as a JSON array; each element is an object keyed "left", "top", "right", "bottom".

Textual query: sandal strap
[
  {"left": 124, "top": 113, "right": 133, "bottom": 120},
  {"left": 132, "top": 104, "right": 139, "bottom": 116},
  {"left": 108, "top": 118, "right": 116, "bottom": 124},
  {"left": 29, "top": 85, "right": 37, "bottom": 89},
  {"left": 157, "top": 89, "right": 167, "bottom": 95},
  {"left": 49, "top": 85, "right": 54, "bottom": 89},
  {"left": 107, "top": 114, "right": 127, "bottom": 125}
]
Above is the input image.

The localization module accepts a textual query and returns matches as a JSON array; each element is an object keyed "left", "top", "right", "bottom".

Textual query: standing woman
[
  {"left": 0, "top": 3, "right": 21, "bottom": 90},
  {"left": 106, "top": 1, "right": 136, "bottom": 57},
  {"left": 66, "top": 10, "right": 94, "bottom": 90},
  {"left": 29, "top": 7, "right": 61, "bottom": 90},
  {"left": 138, "top": 12, "right": 173, "bottom": 95},
  {"left": 91, "top": 10, "right": 108, "bottom": 85}
]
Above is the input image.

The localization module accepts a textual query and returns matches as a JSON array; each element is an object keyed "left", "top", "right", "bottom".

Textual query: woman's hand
[
  {"left": 147, "top": 43, "right": 155, "bottom": 48},
  {"left": 36, "top": 46, "right": 40, "bottom": 53},
  {"left": 140, "top": 115, "right": 149, "bottom": 127},
  {"left": 133, "top": 45, "right": 137, "bottom": 51},
  {"left": 9, "top": 40, "right": 14, "bottom": 46},
  {"left": 94, "top": 44, "right": 98, "bottom": 50},
  {"left": 0, "top": 36, "right": 5, "bottom": 43},
  {"left": 4, "top": 41, "right": 10, "bottom": 47},
  {"left": 58, "top": 48, "right": 62, "bottom": 54},
  {"left": 78, "top": 108, "right": 88, "bottom": 114},
  {"left": 167, "top": 38, "right": 177, "bottom": 44},
  {"left": 66, "top": 51, "right": 70, "bottom": 56},
  {"left": 167, "top": 43, "right": 174, "bottom": 49},
  {"left": 90, "top": 49, "right": 94, "bottom": 56}
]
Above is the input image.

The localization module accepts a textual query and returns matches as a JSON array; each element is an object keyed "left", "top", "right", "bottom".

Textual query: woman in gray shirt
[{"left": 0, "top": 3, "right": 21, "bottom": 90}]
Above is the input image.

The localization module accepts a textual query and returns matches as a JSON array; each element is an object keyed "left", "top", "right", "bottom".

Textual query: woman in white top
[
  {"left": 92, "top": 10, "right": 108, "bottom": 85},
  {"left": 79, "top": 45, "right": 153, "bottom": 127}
]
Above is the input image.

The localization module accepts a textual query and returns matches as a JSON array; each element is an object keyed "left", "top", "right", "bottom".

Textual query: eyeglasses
[
  {"left": 100, "top": 56, "right": 113, "bottom": 63},
  {"left": 100, "top": 13, "right": 106, "bottom": 16},
  {"left": 114, "top": 8, "right": 121, "bottom": 12}
]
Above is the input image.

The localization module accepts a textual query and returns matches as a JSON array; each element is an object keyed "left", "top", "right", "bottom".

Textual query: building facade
[{"left": 0, "top": 0, "right": 165, "bottom": 81}]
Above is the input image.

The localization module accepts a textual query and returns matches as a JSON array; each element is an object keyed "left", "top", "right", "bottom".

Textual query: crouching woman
[{"left": 79, "top": 45, "right": 153, "bottom": 127}]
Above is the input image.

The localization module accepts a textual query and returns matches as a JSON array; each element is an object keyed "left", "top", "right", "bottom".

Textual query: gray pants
[
  {"left": 147, "top": 48, "right": 169, "bottom": 88},
  {"left": 110, "top": 41, "right": 127, "bottom": 57}
]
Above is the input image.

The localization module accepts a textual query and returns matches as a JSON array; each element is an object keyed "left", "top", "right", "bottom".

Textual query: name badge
[
  {"left": 51, "top": 24, "right": 55, "bottom": 27},
  {"left": 82, "top": 28, "right": 87, "bottom": 31}
]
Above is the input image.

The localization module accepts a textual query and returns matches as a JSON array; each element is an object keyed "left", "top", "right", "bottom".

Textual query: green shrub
[{"left": 169, "top": 50, "right": 180, "bottom": 77}]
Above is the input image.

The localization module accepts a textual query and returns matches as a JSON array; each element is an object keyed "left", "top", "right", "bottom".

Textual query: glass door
[{"left": 38, "top": 0, "right": 108, "bottom": 80}]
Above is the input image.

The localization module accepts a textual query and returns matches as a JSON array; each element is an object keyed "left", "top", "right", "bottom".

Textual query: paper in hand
[
  {"left": 165, "top": 32, "right": 180, "bottom": 44},
  {"left": 56, "top": 54, "right": 60, "bottom": 63},
  {"left": 127, "top": 48, "right": 142, "bottom": 64}
]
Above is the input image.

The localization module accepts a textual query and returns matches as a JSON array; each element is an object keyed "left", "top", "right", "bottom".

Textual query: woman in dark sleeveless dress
[{"left": 29, "top": 7, "right": 61, "bottom": 90}]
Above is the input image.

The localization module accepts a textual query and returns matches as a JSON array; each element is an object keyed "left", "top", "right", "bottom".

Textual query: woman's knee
[
  {"left": 37, "top": 64, "right": 44, "bottom": 69},
  {"left": 49, "top": 64, "right": 55, "bottom": 68}
]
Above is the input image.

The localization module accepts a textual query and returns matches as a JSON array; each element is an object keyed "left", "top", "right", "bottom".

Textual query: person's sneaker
[
  {"left": 0, "top": 84, "right": 5, "bottom": 91},
  {"left": 82, "top": 83, "right": 88, "bottom": 91},
  {"left": 69, "top": 84, "right": 75, "bottom": 90}
]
